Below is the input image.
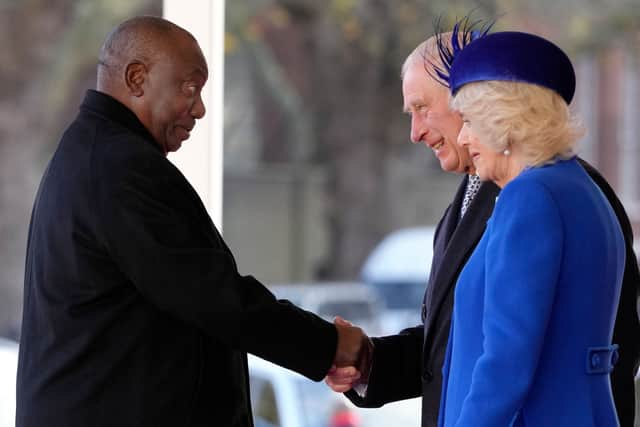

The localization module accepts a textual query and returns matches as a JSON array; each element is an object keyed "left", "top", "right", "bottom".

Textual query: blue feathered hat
[{"left": 433, "top": 20, "right": 576, "bottom": 104}]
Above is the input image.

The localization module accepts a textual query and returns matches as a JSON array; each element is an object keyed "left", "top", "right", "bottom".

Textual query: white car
[
  {"left": 248, "top": 355, "right": 420, "bottom": 427},
  {"left": 0, "top": 338, "right": 18, "bottom": 427},
  {"left": 249, "top": 355, "right": 354, "bottom": 427}
]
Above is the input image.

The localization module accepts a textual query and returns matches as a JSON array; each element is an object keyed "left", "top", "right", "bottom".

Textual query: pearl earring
[{"left": 503, "top": 149, "right": 511, "bottom": 156}]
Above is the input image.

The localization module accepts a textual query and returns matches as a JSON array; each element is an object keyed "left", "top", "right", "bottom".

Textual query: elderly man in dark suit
[
  {"left": 16, "top": 16, "right": 370, "bottom": 427},
  {"left": 326, "top": 29, "right": 640, "bottom": 427}
]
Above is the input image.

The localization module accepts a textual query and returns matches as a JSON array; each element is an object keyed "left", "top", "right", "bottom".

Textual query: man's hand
[
  {"left": 328, "top": 316, "right": 374, "bottom": 393},
  {"left": 326, "top": 365, "right": 361, "bottom": 393}
]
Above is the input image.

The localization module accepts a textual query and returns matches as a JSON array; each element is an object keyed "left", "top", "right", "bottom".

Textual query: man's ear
[{"left": 124, "top": 61, "right": 146, "bottom": 97}]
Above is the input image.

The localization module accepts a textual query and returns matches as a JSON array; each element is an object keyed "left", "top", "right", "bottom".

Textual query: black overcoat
[
  {"left": 16, "top": 90, "right": 337, "bottom": 427},
  {"left": 347, "top": 162, "right": 639, "bottom": 427}
]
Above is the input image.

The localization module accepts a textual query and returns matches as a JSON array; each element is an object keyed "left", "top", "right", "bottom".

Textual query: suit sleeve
[
  {"left": 97, "top": 150, "right": 336, "bottom": 381},
  {"left": 455, "top": 180, "right": 563, "bottom": 427},
  {"left": 345, "top": 325, "right": 424, "bottom": 406}
]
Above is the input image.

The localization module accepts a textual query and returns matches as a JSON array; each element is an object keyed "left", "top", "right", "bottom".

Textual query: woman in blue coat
[{"left": 435, "top": 29, "right": 626, "bottom": 426}]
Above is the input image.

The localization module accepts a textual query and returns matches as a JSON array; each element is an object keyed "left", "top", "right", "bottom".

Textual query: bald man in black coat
[{"left": 16, "top": 16, "right": 369, "bottom": 427}]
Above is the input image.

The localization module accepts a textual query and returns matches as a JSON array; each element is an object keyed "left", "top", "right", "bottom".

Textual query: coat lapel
[
  {"left": 423, "top": 180, "right": 500, "bottom": 338},
  {"left": 423, "top": 177, "right": 467, "bottom": 315}
]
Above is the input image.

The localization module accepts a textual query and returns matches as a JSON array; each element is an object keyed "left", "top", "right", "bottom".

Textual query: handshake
[{"left": 327, "top": 316, "right": 374, "bottom": 393}]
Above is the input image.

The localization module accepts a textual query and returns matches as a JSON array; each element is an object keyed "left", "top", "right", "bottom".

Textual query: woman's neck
[{"left": 495, "top": 153, "right": 526, "bottom": 188}]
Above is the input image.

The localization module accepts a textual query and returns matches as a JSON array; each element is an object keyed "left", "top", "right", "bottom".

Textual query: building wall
[{"left": 222, "top": 165, "right": 460, "bottom": 284}]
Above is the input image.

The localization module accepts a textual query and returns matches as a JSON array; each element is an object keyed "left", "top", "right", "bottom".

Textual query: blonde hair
[{"left": 451, "top": 81, "right": 584, "bottom": 166}]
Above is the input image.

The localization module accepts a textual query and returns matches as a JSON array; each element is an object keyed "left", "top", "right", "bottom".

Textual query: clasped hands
[{"left": 328, "top": 316, "right": 374, "bottom": 393}]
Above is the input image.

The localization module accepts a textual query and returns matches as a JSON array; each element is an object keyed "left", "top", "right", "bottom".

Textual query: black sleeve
[
  {"left": 346, "top": 325, "right": 424, "bottom": 407},
  {"left": 98, "top": 151, "right": 337, "bottom": 381}
]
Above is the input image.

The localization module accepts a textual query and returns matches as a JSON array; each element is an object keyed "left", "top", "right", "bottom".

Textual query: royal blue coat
[{"left": 439, "top": 158, "right": 625, "bottom": 427}]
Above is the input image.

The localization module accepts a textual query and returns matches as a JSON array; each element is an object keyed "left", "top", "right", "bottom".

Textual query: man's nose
[
  {"left": 192, "top": 94, "right": 206, "bottom": 119},
  {"left": 410, "top": 115, "right": 425, "bottom": 143}
]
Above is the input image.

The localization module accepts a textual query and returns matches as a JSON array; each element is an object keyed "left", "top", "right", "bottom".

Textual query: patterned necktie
[{"left": 460, "top": 174, "right": 481, "bottom": 220}]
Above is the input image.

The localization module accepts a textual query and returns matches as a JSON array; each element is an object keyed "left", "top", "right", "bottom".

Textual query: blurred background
[{"left": 0, "top": 0, "right": 639, "bottom": 426}]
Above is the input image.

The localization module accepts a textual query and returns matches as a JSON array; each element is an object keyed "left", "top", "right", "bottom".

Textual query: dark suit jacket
[
  {"left": 347, "top": 162, "right": 639, "bottom": 427},
  {"left": 16, "top": 90, "right": 337, "bottom": 427}
]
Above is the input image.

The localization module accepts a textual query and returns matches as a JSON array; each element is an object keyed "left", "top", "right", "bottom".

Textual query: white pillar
[{"left": 163, "top": 0, "right": 225, "bottom": 230}]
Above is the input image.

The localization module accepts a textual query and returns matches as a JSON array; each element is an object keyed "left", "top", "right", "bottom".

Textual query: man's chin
[
  {"left": 439, "top": 158, "right": 458, "bottom": 173},
  {"left": 440, "top": 159, "right": 473, "bottom": 175},
  {"left": 166, "top": 140, "right": 184, "bottom": 154}
]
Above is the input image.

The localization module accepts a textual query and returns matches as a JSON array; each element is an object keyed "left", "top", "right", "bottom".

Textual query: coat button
[
  {"left": 591, "top": 354, "right": 601, "bottom": 368},
  {"left": 422, "top": 370, "right": 433, "bottom": 382}
]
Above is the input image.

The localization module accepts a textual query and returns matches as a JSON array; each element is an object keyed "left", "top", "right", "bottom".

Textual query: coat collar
[{"left": 80, "top": 90, "right": 163, "bottom": 155}]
